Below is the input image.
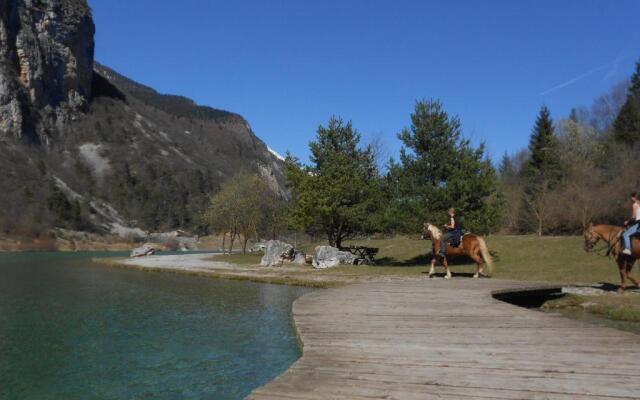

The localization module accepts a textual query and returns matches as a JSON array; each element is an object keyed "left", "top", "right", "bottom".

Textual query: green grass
[
  {"left": 543, "top": 293, "right": 640, "bottom": 323},
  {"left": 207, "top": 235, "right": 624, "bottom": 285},
  {"left": 299, "top": 235, "right": 622, "bottom": 284},
  {"left": 487, "top": 235, "right": 621, "bottom": 283},
  {"left": 210, "top": 253, "right": 263, "bottom": 266}
]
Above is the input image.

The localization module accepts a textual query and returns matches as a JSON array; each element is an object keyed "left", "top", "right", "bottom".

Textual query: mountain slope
[{"left": 0, "top": 0, "right": 283, "bottom": 237}]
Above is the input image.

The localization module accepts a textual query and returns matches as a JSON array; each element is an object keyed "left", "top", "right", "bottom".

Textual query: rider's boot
[{"left": 623, "top": 248, "right": 632, "bottom": 255}]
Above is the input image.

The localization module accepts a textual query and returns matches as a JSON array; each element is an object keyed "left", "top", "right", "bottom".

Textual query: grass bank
[{"left": 544, "top": 293, "right": 640, "bottom": 321}]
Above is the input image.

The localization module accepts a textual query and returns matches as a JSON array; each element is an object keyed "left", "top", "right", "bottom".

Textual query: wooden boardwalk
[{"left": 247, "top": 279, "right": 640, "bottom": 399}]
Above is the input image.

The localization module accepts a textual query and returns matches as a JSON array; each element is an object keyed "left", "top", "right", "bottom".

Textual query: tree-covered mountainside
[{"left": 0, "top": 0, "right": 284, "bottom": 238}]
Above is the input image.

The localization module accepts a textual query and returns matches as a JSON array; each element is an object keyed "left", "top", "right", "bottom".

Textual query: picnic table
[{"left": 341, "top": 245, "right": 379, "bottom": 265}]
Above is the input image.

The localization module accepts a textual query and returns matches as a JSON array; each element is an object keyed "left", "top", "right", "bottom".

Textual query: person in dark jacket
[{"left": 439, "top": 208, "right": 463, "bottom": 257}]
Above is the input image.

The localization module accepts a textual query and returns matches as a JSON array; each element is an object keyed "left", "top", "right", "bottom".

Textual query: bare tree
[
  {"left": 523, "top": 180, "right": 554, "bottom": 236},
  {"left": 205, "top": 172, "right": 284, "bottom": 254}
]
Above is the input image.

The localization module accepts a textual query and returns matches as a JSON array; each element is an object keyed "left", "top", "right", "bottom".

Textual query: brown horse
[
  {"left": 583, "top": 223, "right": 640, "bottom": 292},
  {"left": 422, "top": 222, "right": 493, "bottom": 279}
]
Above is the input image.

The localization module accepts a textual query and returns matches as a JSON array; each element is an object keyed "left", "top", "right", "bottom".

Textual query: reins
[{"left": 592, "top": 229, "right": 620, "bottom": 258}]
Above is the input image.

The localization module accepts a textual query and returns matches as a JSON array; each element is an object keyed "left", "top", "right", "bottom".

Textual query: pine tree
[
  {"left": 387, "top": 99, "right": 501, "bottom": 233},
  {"left": 498, "top": 152, "right": 517, "bottom": 185},
  {"left": 522, "top": 106, "right": 561, "bottom": 236},
  {"left": 614, "top": 60, "right": 640, "bottom": 144},
  {"left": 285, "top": 116, "right": 382, "bottom": 248},
  {"left": 524, "top": 106, "right": 561, "bottom": 186}
]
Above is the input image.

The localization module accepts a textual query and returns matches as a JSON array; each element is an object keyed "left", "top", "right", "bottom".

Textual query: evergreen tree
[
  {"left": 386, "top": 99, "right": 501, "bottom": 233},
  {"left": 521, "top": 106, "right": 561, "bottom": 235},
  {"left": 285, "top": 117, "right": 382, "bottom": 248},
  {"left": 523, "top": 106, "right": 561, "bottom": 186},
  {"left": 498, "top": 152, "right": 518, "bottom": 185},
  {"left": 46, "top": 182, "right": 84, "bottom": 230},
  {"left": 614, "top": 60, "right": 640, "bottom": 144}
]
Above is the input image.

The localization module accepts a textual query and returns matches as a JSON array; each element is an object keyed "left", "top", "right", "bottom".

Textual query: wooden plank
[{"left": 246, "top": 279, "right": 640, "bottom": 399}]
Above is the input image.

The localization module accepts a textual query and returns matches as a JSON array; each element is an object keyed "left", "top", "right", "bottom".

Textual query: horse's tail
[{"left": 477, "top": 236, "right": 493, "bottom": 275}]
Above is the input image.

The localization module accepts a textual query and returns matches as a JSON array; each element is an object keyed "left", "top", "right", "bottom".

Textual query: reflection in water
[{"left": 0, "top": 252, "right": 313, "bottom": 400}]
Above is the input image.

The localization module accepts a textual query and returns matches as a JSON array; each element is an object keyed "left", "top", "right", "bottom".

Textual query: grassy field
[
  {"left": 217, "top": 235, "right": 625, "bottom": 284},
  {"left": 333, "top": 235, "right": 622, "bottom": 283}
]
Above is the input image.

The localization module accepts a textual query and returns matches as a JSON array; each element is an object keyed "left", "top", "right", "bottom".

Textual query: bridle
[
  {"left": 421, "top": 223, "right": 431, "bottom": 240},
  {"left": 584, "top": 226, "right": 617, "bottom": 257}
]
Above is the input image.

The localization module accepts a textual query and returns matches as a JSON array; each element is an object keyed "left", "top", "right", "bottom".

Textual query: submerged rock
[
  {"left": 130, "top": 244, "right": 156, "bottom": 258},
  {"left": 260, "top": 240, "right": 293, "bottom": 267},
  {"left": 312, "top": 246, "right": 356, "bottom": 269}
]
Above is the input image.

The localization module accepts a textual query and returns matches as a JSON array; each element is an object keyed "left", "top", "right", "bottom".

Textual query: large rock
[
  {"left": 130, "top": 243, "right": 156, "bottom": 257},
  {"left": 312, "top": 246, "right": 356, "bottom": 269},
  {"left": 0, "top": 0, "right": 95, "bottom": 141},
  {"left": 260, "top": 240, "right": 294, "bottom": 267}
]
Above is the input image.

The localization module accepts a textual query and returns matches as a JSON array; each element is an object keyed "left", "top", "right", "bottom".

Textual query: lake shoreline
[{"left": 93, "top": 253, "right": 430, "bottom": 289}]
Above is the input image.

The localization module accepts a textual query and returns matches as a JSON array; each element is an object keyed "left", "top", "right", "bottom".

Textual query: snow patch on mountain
[{"left": 267, "top": 146, "right": 285, "bottom": 161}]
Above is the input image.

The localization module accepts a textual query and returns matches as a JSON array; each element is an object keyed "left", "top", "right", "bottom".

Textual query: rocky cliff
[
  {"left": 0, "top": 0, "right": 95, "bottom": 143},
  {"left": 0, "top": 0, "right": 284, "bottom": 237}
]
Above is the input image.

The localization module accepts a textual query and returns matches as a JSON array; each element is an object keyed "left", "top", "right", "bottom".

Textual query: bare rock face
[{"left": 0, "top": 0, "right": 95, "bottom": 142}]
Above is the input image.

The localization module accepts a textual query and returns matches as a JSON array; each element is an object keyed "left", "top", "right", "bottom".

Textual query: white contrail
[
  {"left": 603, "top": 50, "right": 626, "bottom": 82},
  {"left": 538, "top": 64, "right": 608, "bottom": 96}
]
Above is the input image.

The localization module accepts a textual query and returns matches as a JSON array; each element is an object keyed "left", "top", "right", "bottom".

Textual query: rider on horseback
[
  {"left": 621, "top": 192, "right": 640, "bottom": 256},
  {"left": 439, "top": 208, "right": 463, "bottom": 257}
]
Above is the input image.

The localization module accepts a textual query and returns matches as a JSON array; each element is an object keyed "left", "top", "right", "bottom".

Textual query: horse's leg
[
  {"left": 443, "top": 256, "right": 451, "bottom": 279},
  {"left": 469, "top": 248, "right": 484, "bottom": 278},
  {"left": 429, "top": 257, "right": 436, "bottom": 278},
  {"left": 626, "top": 262, "right": 639, "bottom": 288},
  {"left": 618, "top": 259, "right": 628, "bottom": 293}
]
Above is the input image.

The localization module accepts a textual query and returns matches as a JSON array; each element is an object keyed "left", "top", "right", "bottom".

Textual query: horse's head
[
  {"left": 583, "top": 222, "right": 600, "bottom": 252},
  {"left": 421, "top": 222, "right": 441, "bottom": 240},
  {"left": 421, "top": 222, "right": 431, "bottom": 240}
]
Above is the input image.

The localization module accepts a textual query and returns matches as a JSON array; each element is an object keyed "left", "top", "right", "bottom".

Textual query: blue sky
[{"left": 89, "top": 0, "right": 640, "bottom": 164}]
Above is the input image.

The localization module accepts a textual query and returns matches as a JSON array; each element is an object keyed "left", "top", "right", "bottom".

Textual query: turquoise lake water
[{"left": 0, "top": 252, "right": 313, "bottom": 399}]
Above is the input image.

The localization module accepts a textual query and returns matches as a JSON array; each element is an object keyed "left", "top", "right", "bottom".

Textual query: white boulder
[{"left": 312, "top": 246, "right": 356, "bottom": 269}]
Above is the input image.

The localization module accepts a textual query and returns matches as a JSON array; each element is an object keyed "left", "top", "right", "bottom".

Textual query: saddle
[{"left": 448, "top": 231, "right": 464, "bottom": 248}]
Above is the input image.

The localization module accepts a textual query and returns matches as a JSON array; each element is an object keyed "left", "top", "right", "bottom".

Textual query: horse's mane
[{"left": 426, "top": 223, "right": 442, "bottom": 240}]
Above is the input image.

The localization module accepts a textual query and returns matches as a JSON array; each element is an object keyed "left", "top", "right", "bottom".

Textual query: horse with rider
[
  {"left": 584, "top": 192, "right": 640, "bottom": 292},
  {"left": 421, "top": 207, "right": 493, "bottom": 279}
]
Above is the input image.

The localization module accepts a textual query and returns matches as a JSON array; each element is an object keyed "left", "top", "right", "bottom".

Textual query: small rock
[{"left": 130, "top": 244, "right": 156, "bottom": 257}]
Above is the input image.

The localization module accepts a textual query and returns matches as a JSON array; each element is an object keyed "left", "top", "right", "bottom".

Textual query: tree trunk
[
  {"left": 229, "top": 231, "right": 237, "bottom": 254},
  {"left": 242, "top": 235, "right": 249, "bottom": 254},
  {"left": 537, "top": 219, "right": 542, "bottom": 237},
  {"left": 222, "top": 232, "right": 226, "bottom": 254}
]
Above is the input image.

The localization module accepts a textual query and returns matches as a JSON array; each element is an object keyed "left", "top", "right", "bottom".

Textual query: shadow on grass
[{"left": 374, "top": 250, "right": 501, "bottom": 268}]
